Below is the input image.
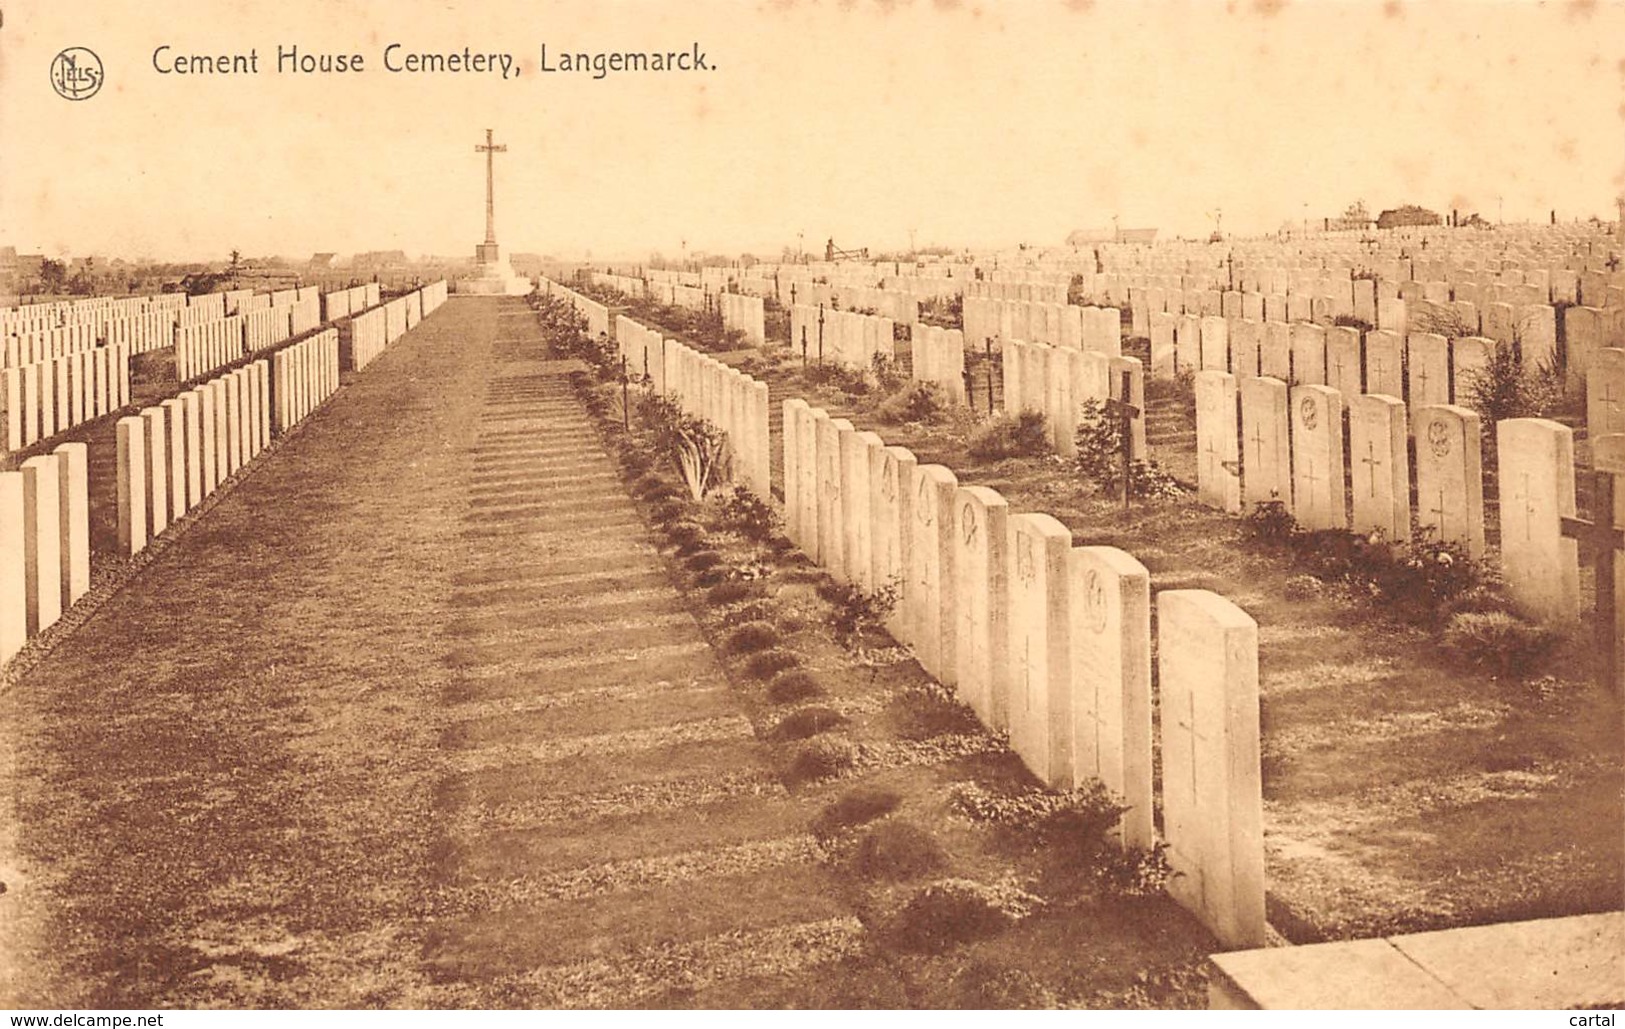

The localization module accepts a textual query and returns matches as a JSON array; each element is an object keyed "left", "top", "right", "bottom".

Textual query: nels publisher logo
[{"left": 51, "top": 47, "right": 104, "bottom": 100}]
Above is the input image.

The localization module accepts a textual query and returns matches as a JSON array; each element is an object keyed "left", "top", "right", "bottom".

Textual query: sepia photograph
[{"left": 0, "top": 0, "right": 1622, "bottom": 1013}]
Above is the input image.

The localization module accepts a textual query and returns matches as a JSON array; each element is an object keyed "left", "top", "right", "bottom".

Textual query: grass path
[{"left": 0, "top": 297, "right": 1218, "bottom": 1008}]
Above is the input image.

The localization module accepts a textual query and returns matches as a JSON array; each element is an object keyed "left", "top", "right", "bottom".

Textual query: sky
[{"left": 1, "top": 0, "right": 1622, "bottom": 262}]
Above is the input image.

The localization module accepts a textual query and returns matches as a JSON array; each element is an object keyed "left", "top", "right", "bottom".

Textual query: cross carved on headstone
[
  {"left": 1510, "top": 471, "right": 1540, "bottom": 543},
  {"left": 1174, "top": 688, "right": 1210, "bottom": 800},
  {"left": 1359, "top": 440, "right": 1383, "bottom": 498},
  {"left": 1600, "top": 380, "right": 1622, "bottom": 421}
]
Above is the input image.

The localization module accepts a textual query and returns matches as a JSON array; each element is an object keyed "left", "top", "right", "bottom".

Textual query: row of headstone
[
  {"left": 2, "top": 323, "right": 96, "bottom": 370},
  {"left": 288, "top": 294, "right": 322, "bottom": 338},
  {"left": 718, "top": 292, "right": 766, "bottom": 347},
  {"left": 788, "top": 282, "right": 919, "bottom": 325},
  {"left": 963, "top": 279, "right": 1068, "bottom": 303},
  {"left": 540, "top": 278, "right": 611, "bottom": 338},
  {"left": 244, "top": 306, "right": 293, "bottom": 355},
  {"left": 909, "top": 323, "right": 967, "bottom": 402},
  {"left": 779, "top": 397, "right": 1265, "bottom": 948},
  {"left": 229, "top": 291, "right": 267, "bottom": 316},
  {"left": 670, "top": 283, "right": 707, "bottom": 312},
  {"left": 661, "top": 332, "right": 772, "bottom": 500},
  {"left": 421, "top": 280, "right": 448, "bottom": 315},
  {"left": 2, "top": 345, "right": 133, "bottom": 453},
  {"left": 320, "top": 284, "right": 371, "bottom": 322},
  {"left": 348, "top": 307, "right": 389, "bottom": 371},
  {"left": 615, "top": 314, "right": 666, "bottom": 394},
  {"left": 271, "top": 329, "right": 340, "bottom": 436},
  {"left": 118, "top": 360, "right": 270, "bottom": 556},
  {"left": 3, "top": 287, "right": 217, "bottom": 340},
  {"left": 1003, "top": 339, "right": 1146, "bottom": 458},
  {"left": 964, "top": 297, "right": 1122, "bottom": 356},
  {"left": 1562, "top": 306, "right": 1625, "bottom": 390},
  {"left": 588, "top": 271, "right": 646, "bottom": 298},
  {"left": 176, "top": 315, "right": 248, "bottom": 382},
  {"left": 98, "top": 310, "right": 174, "bottom": 356},
  {"left": 1196, "top": 368, "right": 1593, "bottom": 628},
  {"left": 788, "top": 304, "right": 894, "bottom": 370},
  {"left": 0, "top": 442, "right": 90, "bottom": 664},
  {"left": 1154, "top": 308, "right": 1509, "bottom": 416}
]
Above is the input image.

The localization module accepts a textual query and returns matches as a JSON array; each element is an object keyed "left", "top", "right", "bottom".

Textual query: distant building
[
  {"left": 308, "top": 252, "right": 338, "bottom": 268},
  {"left": 1376, "top": 205, "right": 1443, "bottom": 229},
  {"left": 1067, "top": 227, "right": 1159, "bottom": 245},
  {"left": 1328, "top": 201, "right": 1374, "bottom": 231},
  {"left": 352, "top": 250, "right": 409, "bottom": 270}
]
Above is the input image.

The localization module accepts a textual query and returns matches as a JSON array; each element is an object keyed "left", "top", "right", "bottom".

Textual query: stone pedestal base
[{"left": 455, "top": 260, "right": 533, "bottom": 296}]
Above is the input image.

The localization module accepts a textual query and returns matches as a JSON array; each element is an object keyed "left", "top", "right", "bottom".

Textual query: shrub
[
  {"left": 817, "top": 578, "right": 901, "bottom": 650},
  {"left": 1243, "top": 498, "right": 1297, "bottom": 545},
  {"left": 949, "top": 780, "right": 1126, "bottom": 847},
  {"left": 967, "top": 411, "right": 1050, "bottom": 460},
  {"left": 1094, "top": 841, "right": 1178, "bottom": 899},
  {"left": 875, "top": 381, "right": 949, "bottom": 425},
  {"left": 744, "top": 648, "right": 800, "bottom": 679},
  {"left": 803, "top": 361, "right": 871, "bottom": 396},
  {"left": 1282, "top": 574, "right": 1325, "bottom": 601},
  {"left": 811, "top": 785, "right": 902, "bottom": 837},
  {"left": 685, "top": 549, "right": 724, "bottom": 573},
  {"left": 665, "top": 519, "right": 707, "bottom": 548},
  {"left": 1461, "top": 337, "right": 1565, "bottom": 426},
  {"left": 716, "top": 485, "right": 781, "bottom": 542},
  {"left": 1332, "top": 314, "right": 1374, "bottom": 332},
  {"left": 649, "top": 500, "right": 685, "bottom": 525},
  {"left": 889, "top": 685, "right": 983, "bottom": 740},
  {"left": 767, "top": 705, "right": 848, "bottom": 741},
  {"left": 1442, "top": 611, "right": 1561, "bottom": 679},
  {"left": 783, "top": 736, "right": 857, "bottom": 785},
  {"left": 852, "top": 820, "right": 949, "bottom": 880},
  {"left": 706, "top": 579, "right": 762, "bottom": 606},
  {"left": 871, "top": 352, "right": 906, "bottom": 393},
  {"left": 1073, "top": 399, "right": 1184, "bottom": 501},
  {"left": 721, "top": 600, "right": 776, "bottom": 627},
  {"left": 766, "top": 668, "right": 823, "bottom": 702},
  {"left": 725, "top": 620, "right": 781, "bottom": 654},
  {"left": 634, "top": 472, "right": 669, "bottom": 498},
  {"left": 884, "top": 878, "right": 1042, "bottom": 954},
  {"left": 642, "top": 482, "right": 683, "bottom": 504}
]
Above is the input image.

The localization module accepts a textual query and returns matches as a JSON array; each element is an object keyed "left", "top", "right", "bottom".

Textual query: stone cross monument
[
  {"left": 456, "top": 128, "right": 532, "bottom": 296},
  {"left": 476, "top": 128, "right": 507, "bottom": 262}
]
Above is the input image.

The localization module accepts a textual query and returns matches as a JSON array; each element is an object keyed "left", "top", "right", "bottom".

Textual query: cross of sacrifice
[
  {"left": 474, "top": 128, "right": 507, "bottom": 246},
  {"left": 1561, "top": 433, "right": 1625, "bottom": 695}
]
